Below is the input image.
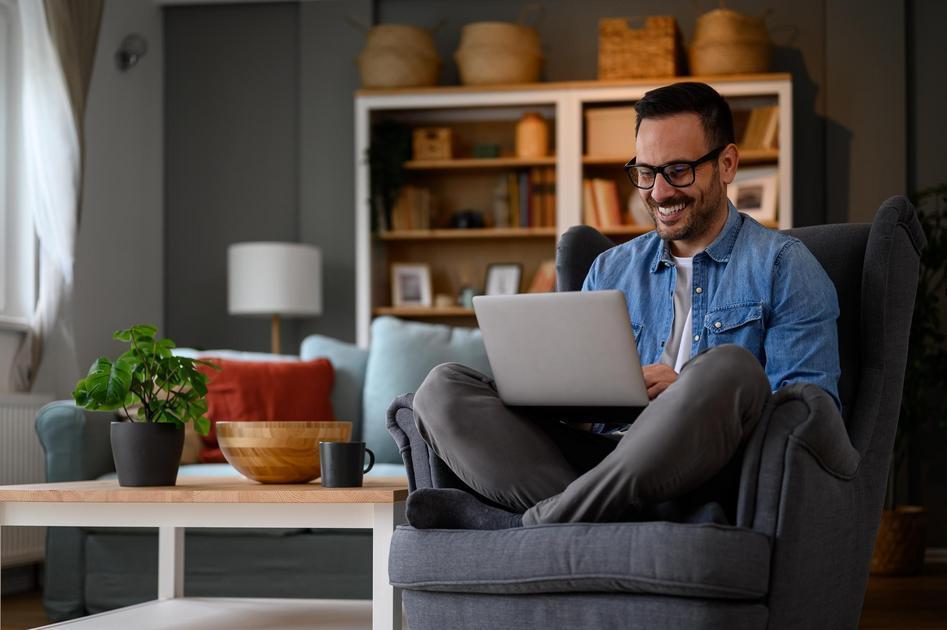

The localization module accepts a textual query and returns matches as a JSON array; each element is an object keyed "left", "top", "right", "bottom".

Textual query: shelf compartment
[
  {"left": 378, "top": 227, "right": 556, "bottom": 240},
  {"left": 404, "top": 157, "right": 556, "bottom": 170}
]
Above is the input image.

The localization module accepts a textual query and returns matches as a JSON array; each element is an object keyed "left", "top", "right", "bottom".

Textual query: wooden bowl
[{"left": 216, "top": 421, "right": 352, "bottom": 484}]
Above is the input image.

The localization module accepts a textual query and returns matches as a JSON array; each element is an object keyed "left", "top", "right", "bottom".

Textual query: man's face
[{"left": 634, "top": 113, "right": 732, "bottom": 252}]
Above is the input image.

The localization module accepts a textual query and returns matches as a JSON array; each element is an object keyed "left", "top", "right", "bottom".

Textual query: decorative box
[
  {"left": 412, "top": 127, "right": 453, "bottom": 161},
  {"left": 598, "top": 16, "right": 683, "bottom": 79}
]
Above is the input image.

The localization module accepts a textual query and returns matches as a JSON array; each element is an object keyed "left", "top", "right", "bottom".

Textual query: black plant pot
[{"left": 110, "top": 421, "right": 185, "bottom": 487}]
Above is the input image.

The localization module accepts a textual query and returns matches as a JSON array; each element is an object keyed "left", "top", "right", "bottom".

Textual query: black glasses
[{"left": 624, "top": 146, "right": 725, "bottom": 189}]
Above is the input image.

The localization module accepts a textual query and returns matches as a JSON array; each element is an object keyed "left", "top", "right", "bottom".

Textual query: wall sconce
[{"left": 115, "top": 34, "right": 147, "bottom": 71}]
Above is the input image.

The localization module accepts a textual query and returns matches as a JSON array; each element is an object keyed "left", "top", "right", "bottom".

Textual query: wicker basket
[
  {"left": 688, "top": 8, "right": 771, "bottom": 76},
  {"left": 598, "top": 16, "right": 683, "bottom": 80},
  {"left": 358, "top": 24, "right": 441, "bottom": 88},
  {"left": 455, "top": 20, "right": 543, "bottom": 86},
  {"left": 870, "top": 506, "right": 927, "bottom": 576}
]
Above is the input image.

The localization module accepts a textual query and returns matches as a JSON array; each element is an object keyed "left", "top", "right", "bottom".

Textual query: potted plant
[
  {"left": 872, "top": 185, "right": 947, "bottom": 575},
  {"left": 72, "top": 324, "right": 218, "bottom": 487}
]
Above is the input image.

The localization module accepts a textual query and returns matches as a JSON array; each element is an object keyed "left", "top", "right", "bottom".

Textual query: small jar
[{"left": 515, "top": 112, "right": 549, "bottom": 158}]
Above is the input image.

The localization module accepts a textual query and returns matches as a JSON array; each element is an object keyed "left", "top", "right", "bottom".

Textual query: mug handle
[{"left": 363, "top": 447, "right": 375, "bottom": 474}]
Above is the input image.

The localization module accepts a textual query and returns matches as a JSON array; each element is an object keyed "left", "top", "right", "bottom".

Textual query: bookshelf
[{"left": 355, "top": 74, "right": 793, "bottom": 346}]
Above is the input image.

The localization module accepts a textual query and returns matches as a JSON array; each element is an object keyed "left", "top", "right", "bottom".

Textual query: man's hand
[{"left": 643, "top": 364, "right": 677, "bottom": 400}]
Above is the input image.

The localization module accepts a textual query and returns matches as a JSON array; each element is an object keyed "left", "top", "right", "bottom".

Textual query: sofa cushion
[
  {"left": 389, "top": 522, "right": 770, "bottom": 600},
  {"left": 300, "top": 334, "right": 370, "bottom": 439},
  {"left": 363, "top": 317, "right": 492, "bottom": 464},
  {"left": 198, "top": 358, "right": 335, "bottom": 462}
]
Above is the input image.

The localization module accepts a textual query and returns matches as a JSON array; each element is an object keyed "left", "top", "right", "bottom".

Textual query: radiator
[{"left": 0, "top": 393, "right": 53, "bottom": 567}]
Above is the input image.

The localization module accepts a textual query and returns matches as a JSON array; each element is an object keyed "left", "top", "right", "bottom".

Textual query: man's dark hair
[{"left": 634, "top": 82, "right": 735, "bottom": 149}]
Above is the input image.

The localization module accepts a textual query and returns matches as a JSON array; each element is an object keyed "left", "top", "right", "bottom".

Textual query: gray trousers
[{"left": 412, "top": 344, "right": 771, "bottom": 525}]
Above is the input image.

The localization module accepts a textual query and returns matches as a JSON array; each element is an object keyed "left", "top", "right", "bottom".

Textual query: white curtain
[{"left": 10, "top": 0, "right": 79, "bottom": 391}]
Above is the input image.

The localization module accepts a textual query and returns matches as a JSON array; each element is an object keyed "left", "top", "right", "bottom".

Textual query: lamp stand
[{"left": 271, "top": 314, "right": 281, "bottom": 355}]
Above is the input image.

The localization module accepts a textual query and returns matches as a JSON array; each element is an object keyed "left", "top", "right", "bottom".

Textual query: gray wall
[{"left": 164, "top": 2, "right": 300, "bottom": 352}]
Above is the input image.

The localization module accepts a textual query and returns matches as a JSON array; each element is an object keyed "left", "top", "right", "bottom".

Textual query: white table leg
[
  {"left": 373, "top": 501, "right": 406, "bottom": 630},
  {"left": 158, "top": 526, "right": 184, "bottom": 599}
]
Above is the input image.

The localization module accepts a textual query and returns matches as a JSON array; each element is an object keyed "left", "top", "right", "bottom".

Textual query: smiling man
[{"left": 406, "top": 82, "right": 841, "bottom": 529}]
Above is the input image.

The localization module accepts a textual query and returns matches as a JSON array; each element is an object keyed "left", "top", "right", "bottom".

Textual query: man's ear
[{"left": 719, "top": 143, "right": 739, "bottom": 185}]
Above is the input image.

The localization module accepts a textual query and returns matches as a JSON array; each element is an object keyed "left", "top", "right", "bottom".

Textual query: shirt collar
[{"left": 650, "top": 202, "right": 742, "bottom": 273}]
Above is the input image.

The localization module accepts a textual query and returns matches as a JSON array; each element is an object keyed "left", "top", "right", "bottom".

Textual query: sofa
[
  {"left": 385, "top": 197, "right": 924, "bottom": 629},
  {"left": 36, "top": 315, "right": 491, "bottom": 621}
]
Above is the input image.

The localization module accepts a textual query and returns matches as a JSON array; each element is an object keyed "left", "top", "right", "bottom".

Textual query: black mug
[{"left": 319, "top": 441, "right": 375, "bottom": 487}]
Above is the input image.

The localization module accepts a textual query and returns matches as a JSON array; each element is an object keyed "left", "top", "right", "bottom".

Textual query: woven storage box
[
  {"left": 585, "top": 107, "right": 637, "bottom": 157},
  {"left": 598, "top": 16, "right": 682, "bottom": 80},
  {"left": 689, "top": 8, "right": 772, "bottom": 75},
  {"left": 357, "top": 24, "right": 441, "bottom": 88},
  {"left": 412, "top": 127, "right": 453, "bottom": 161}
]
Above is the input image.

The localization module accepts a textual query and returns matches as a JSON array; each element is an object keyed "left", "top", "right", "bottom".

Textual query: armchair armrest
[
  {"left": 35, "top": 401, "right": 116, "bottom": 482},
  {"left": 736, "top": 383, "right": 873, "bottom": 629},
  {"left": 737, "top": 383, "right": 860, "bottom": 532}
]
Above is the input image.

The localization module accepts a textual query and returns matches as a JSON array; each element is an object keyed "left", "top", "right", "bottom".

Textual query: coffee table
[{"left": 0, "top": 477, "right": 408, "bottom": 629}]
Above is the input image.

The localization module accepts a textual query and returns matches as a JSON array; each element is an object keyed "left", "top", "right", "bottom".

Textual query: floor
[{"left": 2, "top": 565, "right": 946, "bottom": 629}]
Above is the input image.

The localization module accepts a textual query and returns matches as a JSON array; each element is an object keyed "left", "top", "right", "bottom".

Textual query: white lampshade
[{"left": 228, "top": 242, "right": 322, "bottom": 317}]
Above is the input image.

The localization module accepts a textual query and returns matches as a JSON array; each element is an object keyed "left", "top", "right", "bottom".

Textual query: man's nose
[{"left": 650, "top": 172, "right": 675, "bottom": 203}]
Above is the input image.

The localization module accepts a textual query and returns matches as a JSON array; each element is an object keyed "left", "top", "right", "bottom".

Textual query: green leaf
[
  {"left": 113, "top": 329, "right": 133, "bottom": 342},
  {"left": 195, "top": 416, "right": 211, "bottom": 436}
]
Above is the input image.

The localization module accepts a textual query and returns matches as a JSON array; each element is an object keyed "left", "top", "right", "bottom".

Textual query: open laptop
[{"left": 473, "top": 290, "right": 649, "bottom": 421}]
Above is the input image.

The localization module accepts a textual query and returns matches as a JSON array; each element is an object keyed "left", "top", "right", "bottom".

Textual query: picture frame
[
  {"left": 728, "top": 175, "right": 778, "bottom": 222},
  {"left": 391, "top": 263, "right": 432, "bottom": 307},
  {"left": 484, "top": 263, "right": 523, "bottom": 296}
]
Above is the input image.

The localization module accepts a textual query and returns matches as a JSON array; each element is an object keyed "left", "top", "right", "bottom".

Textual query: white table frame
[{"left": 0, "top": 499, "right": 406, "bottom": 629}]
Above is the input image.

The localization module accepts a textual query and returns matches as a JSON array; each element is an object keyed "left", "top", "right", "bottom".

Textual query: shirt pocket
[{"left": 703, "top": 302, "right": 764, "bottom": 356}]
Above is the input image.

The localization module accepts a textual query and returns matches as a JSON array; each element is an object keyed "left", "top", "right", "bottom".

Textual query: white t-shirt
[{"left": 659, "top": 255, "right": 694, "bottom": 373}]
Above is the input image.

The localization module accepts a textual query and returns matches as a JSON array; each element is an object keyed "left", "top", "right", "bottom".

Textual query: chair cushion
[
  {"left": 363, "top": 317, "right": 491, "bottom": 464},
  {"left": 390, "top": 521, "right": 771, "bottom": 600}
]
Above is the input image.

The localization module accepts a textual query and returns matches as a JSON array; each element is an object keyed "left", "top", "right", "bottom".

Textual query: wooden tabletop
[{"left": 0, "top": 477, "right": 409, "bottom": 504}]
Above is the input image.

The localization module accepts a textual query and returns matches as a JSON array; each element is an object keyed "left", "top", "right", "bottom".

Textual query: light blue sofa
[{"left": 35, "top": 316, "right": 491, "bottom": 621}]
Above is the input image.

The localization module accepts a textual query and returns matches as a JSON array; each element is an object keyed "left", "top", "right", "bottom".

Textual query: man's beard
[{"left": 646, "top": 176, "right": 726, "bottom": 244}]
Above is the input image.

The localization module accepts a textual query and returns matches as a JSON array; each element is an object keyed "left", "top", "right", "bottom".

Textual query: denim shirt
[{"left": 583, "top": 203, "right": 842, "bottom": 410}]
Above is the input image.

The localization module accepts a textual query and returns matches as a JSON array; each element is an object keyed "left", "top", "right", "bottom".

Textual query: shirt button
[
  {"left": 714, "top": 321, "right": 722, "bottom": 329},
  {"left": 695, "top": 287, "right": 703, "bottom": 294},
  {"left": 694, "top": 334, "right": 700, "bottom": 342}
]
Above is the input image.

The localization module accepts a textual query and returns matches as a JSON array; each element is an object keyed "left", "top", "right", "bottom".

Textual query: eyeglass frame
[{"left": 623, "top": 145, "right": 727, "bottom": 190}]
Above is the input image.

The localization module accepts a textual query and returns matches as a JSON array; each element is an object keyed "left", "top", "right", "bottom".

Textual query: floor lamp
[{"left": 228, "top": 242, "right": 323, "bottom": 354}]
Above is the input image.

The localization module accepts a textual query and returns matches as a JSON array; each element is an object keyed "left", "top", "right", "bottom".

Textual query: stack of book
[
  {"left": 389, "top": 185, "right": 433, "bottom": 231},
  {"left": 741, "top": 105, "right": 779, "bottom": 150},
  {"left": 502, "top": 167, "right": 556, "bottom": 228},
  {"left": 582, "top": 178, "right": 625, "bottom": 229}
]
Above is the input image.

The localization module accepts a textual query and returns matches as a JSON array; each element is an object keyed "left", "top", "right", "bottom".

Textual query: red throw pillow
[{"left": 196, "top": 358, "right": 335, "bottom": 463}]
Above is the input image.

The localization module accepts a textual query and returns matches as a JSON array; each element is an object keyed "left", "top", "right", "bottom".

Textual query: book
[
  {"left": 592, "top": 178, "right": 622, "bottom": 227},
  {"left": 527, "top": 259, "right": 557, "bottom": 293},
  {"left": 741, "top": 105, "right": 778, "bottom": 150},
  {"left": 582, "top": 178, "right": 600, "bottom": 228},
  {"left": 519, "top": 171, "right": 529, "bottom": 228},
  {"left": 543, "top": 167, "right": 556, "bottom": 227},
  {"left": 530, "top": 168, "right": 543, "bottom": 227}
]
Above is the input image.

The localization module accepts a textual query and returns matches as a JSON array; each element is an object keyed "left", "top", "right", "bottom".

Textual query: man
[{"left": 406, "top": 82, "right": 841, "bottom": 530}]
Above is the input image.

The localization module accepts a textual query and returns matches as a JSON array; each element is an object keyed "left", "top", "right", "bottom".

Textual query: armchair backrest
[{"left": 555, "top": 196, "right": 926, "bottom": 465}]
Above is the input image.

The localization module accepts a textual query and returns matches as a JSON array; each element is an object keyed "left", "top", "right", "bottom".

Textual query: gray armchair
[{"left": 385, "top": 196, "right": 925, "bottom": 629}]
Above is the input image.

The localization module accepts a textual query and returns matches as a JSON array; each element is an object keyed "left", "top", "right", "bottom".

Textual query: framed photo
[
  {"left": 391, "top": 263, "right": 432, "bottom": 307},
  {"left": 484, "top": 263, "right": 522, "bottom": 296},
  {"left": 728, "top": 175, "right": 778, "bottom": 222}
]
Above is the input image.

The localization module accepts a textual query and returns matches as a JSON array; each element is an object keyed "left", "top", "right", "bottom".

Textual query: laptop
[{"left": 473, "top": 290, "right": 649, "bottom": 421}]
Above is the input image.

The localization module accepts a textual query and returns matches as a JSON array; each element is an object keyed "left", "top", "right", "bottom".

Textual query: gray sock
[{"left": 406, "top": 488, "right": 524, "bottom": 530}]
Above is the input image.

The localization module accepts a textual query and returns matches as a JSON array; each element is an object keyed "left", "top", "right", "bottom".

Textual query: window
[{"left": 0, "top": 0, "right": 35, "bottom": 329}]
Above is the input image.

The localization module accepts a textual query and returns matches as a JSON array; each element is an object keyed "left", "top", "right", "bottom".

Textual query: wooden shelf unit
[
  {"left": 355, "top": 74, "right": 793, "bottom": 346},
  {"left": 403, "top": 156, "right": 557, "bottom": 170}
]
